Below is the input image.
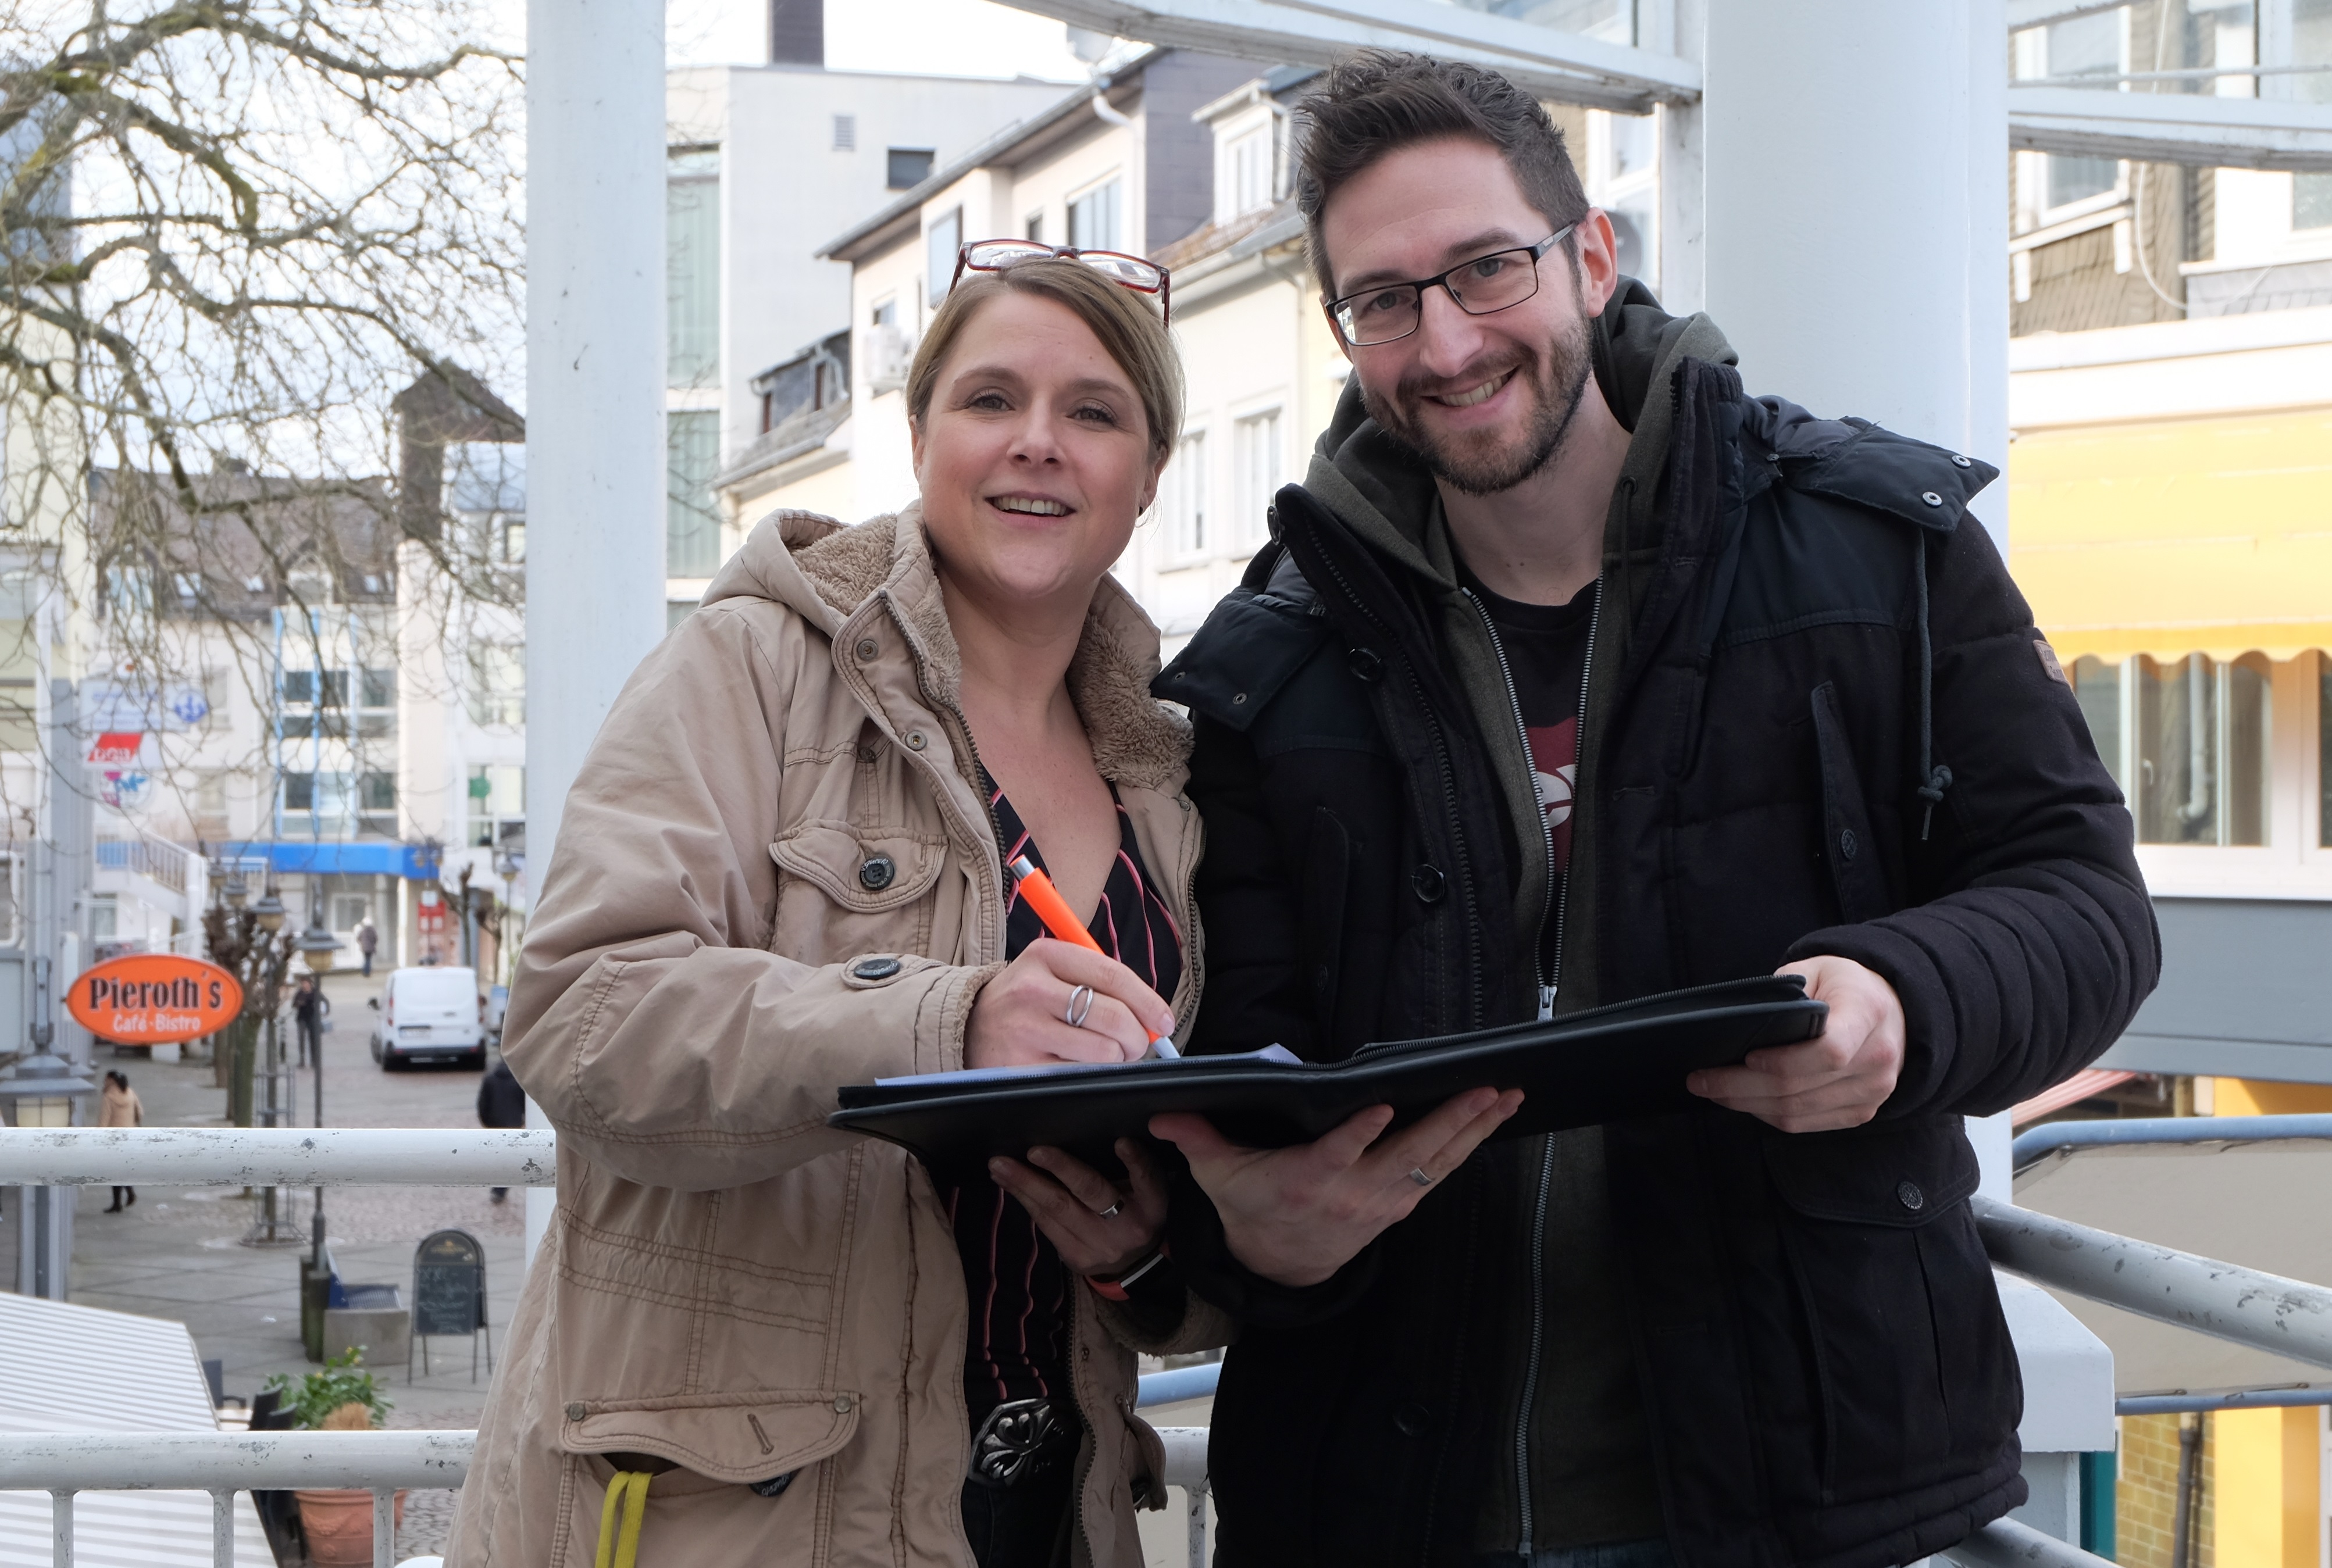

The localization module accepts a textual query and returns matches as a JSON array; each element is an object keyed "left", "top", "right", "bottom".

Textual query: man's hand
[
  {"left": 1150, "top": 1088, "right": 1522, "bottom": 1288},
  {"left": 1687, "top": 955, "right": 1906, "bottom": 1132}
]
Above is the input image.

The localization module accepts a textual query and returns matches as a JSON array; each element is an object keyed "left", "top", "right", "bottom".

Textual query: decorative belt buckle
[{"left": 968, "top": 1396, "right": 1072, "bottom": 1488}]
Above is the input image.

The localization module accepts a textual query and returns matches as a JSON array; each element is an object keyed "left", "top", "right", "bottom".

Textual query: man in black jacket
[{"left": 1149, "top": 52, "right": 2159, "bottom": 1568}]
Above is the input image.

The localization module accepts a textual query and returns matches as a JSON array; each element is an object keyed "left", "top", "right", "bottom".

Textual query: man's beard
[{"left": 1368, "top": 312, "right": 1595, "bottom": 497}]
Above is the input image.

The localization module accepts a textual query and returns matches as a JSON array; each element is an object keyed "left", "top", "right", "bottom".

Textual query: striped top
[{"left": 949, "top": 774, "right": 1185, "bottom": 1421}]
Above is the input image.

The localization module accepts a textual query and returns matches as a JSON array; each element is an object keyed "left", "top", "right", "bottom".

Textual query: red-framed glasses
[{"left": 950, "top": 239, "right": 1171, "bottom": 326}]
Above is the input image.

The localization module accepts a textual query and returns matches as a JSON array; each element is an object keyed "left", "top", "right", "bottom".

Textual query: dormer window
[{"left": 1229, "top": 126, "right": 1272, "bottom": 217}]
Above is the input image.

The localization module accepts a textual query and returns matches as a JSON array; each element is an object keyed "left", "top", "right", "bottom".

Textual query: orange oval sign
[{"left": 67, "top": 954, "right": 244, "bottom": 1044}]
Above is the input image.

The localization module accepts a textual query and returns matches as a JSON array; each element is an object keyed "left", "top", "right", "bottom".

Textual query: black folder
[{"left": 830, "top": 974, "right": 1825, "bottom": 1177}]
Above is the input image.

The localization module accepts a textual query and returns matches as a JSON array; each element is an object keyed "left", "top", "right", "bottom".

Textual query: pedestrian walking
[
  {"left": 99, "top": 1070, "right": 142, "bottom": 1211},
  {"left": 355, "top": 916, "right": 377, "bottom": 978},
  {"left": 475, "top": 1058, "right": 525, "bottom": 1203},
  {"left": 448, "top": 254, "right": 1215, "bottom": 1568},
  {"left": 291, "top": 973, "right": 329, "bottom": 1070}
]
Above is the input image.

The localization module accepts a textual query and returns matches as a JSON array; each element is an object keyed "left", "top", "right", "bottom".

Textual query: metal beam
[
  {"left": 1946, "top": 1515, "right": 2121, "bottom": 1568},
  {"left": 2009, "top": 83, "right": 2332, "bottom": 170},
  {"left": 2006, "top": 0, "right": 2129, "bottom": 32},
  {"left": 1001, "top": 0, "right": 1701, "bottom": 110},
  {"left": 1975, "top": 1195, "right": 2332, "bottom": 1371},
  {"left": 0, "top": 1127, "right": 557, "bottom": 1187}
]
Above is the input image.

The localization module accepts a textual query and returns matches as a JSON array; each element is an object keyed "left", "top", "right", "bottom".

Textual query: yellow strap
[{"left": 593, "top": 1469, "right": 652, "bottom": 1568}]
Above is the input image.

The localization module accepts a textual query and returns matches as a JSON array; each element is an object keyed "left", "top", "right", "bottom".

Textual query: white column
[
  {"left": 523, "top": 0, "right": 668, "bottom": 1265},
  {"left": 1698, "top": 0, "right": 2010, "bottom": 547}
]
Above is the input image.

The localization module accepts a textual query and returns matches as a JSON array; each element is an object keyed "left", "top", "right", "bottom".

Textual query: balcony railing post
[
  {"left": 213, "top": 1488, "right": 234, "bottom": 1568},
  {"left": 51, "top": 1487, "right": 73, "bottom": 1566},
  {"left": 1185, "top": 1477, "right": 1208, "bottom": 1568},
  {"left": 375, "top": 1487, "right": 395, "bottom": 1563}
]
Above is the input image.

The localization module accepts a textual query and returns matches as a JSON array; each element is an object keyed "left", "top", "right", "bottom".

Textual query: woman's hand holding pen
[{"left": 965, "top": 938, "right": 1176, "bottom": 1070}]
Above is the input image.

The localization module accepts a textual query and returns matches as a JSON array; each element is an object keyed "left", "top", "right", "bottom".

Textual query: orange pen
[{"left": 1008, "top": 853, "right": 1179, "bottom": 1059}]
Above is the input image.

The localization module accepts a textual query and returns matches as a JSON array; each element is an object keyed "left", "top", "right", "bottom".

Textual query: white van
[{"left": 369, "top": 966, "right": 487, "bottom": 1070}]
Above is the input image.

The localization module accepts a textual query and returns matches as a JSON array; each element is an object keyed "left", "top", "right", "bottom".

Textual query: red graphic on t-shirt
[{"left": 1527, "top": 715, "right": 1579, "bottom": 872}]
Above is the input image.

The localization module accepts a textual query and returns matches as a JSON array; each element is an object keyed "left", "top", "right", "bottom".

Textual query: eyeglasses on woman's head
[{"left": 951, "top": 239, "right": 1171, "bottom": 325}]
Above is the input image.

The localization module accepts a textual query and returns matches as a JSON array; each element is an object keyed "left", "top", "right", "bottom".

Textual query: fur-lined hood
[{"left": 704, "top": 500, "right": 1192, "bottom": 792}]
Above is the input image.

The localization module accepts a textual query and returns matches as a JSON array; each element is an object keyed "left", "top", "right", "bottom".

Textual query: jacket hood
[
  {"left": 704, "top": 502, "right": 1192, "bottom": 790},
  {"left": 1301, "top": 277, "right": 1737, "bottom": 576}
]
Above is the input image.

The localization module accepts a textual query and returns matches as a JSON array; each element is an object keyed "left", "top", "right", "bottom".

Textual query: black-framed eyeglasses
[
  {"left": 1325, "top": 226, "right": 1577, "bottom": 348},
  {"left": 951, "top": 239, "right": 1172, "bottom": 326}
]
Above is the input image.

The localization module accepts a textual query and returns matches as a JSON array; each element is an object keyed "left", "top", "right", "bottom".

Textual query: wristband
[{"left": 1085, "top": 1245, "right": 1170, "bottom": 1301}]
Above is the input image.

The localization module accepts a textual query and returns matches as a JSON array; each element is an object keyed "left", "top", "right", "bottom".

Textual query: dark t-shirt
[
  {"left": 1459, "top": 563, "right": 1595, "bottom": 985},
  {"left": 1457, "top": 558, "right": 1663, "bottom": 1549}
]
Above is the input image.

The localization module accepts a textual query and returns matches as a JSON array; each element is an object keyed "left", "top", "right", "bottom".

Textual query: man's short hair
[{"left": 1296, "top": 49, "right": 1591, "bottom": 299}]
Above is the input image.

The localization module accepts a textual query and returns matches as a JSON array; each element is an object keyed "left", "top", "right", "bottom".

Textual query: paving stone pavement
[{"left": 4, "top": 967, "right": 518, "bottom": 1560}]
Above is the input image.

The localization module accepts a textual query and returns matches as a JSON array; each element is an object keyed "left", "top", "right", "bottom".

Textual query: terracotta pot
[{"left": 294, "top": 1487, "right": 406, "bottom": 1565}]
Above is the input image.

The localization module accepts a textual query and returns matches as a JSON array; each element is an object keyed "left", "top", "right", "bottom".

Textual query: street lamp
[
  {"left": 221, "top": 875, "right": 249, "bottom": 910},
  {"left": 252, "top": 889, "right": 287, "bottom": 933},
  {"left": 5, "top": 958, "right": 97, "bottom": 1301},
  {"left": 297, "top": 923, "right": 343, "bottom": 974},
  {"left": 0, "top": 1045, "right": 97, "bottom": 1127}
]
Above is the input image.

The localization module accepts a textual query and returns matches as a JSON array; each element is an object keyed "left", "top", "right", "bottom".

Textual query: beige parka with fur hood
[{"left": 446, "top": 505, "right": 1221, "bottom": 1567}]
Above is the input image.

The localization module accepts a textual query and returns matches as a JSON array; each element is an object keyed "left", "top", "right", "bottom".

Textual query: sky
[{"left": 666, "top": 0, "right": 1093, "bottom": 79}]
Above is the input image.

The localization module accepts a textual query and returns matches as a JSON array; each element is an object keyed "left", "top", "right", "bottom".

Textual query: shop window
[
  {"left": 2134, "top": 653, "right": 2270, "bottom": 845},
  {"left": 2319, "top": 654, "right": 2331, "bottom": 848}
]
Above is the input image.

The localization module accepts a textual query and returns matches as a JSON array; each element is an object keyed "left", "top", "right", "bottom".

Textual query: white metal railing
[
  {"left": 94, "top": 835, "right": 190, "bottom": 895},
  {"left": 9, "top": 1128, "right": 2332, "bottom": 1568}
]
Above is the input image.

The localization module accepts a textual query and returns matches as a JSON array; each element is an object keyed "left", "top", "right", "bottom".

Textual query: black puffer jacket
[{"left": 1156, "top": 295, "right": 2158, "bottom": 1568}]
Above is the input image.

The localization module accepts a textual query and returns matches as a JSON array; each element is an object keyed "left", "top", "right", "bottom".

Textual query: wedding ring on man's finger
[
  {"left": 1065, "top": 984, "right": 1096, "bottom": 1029},
  {"left": 1097, "top": 1202, "right": 1121, "bottom": 1220},
  {"left": 1408, "top": 1167, "right": 1435, "bottom": 1188}
]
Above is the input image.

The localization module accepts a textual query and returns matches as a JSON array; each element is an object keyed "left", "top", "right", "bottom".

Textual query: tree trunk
[{"left": 227, "top": 1016, "right": 260, "bottom": 1128}]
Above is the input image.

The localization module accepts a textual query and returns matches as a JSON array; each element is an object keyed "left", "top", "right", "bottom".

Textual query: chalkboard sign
[{"left": 412, "top": 1229, "right": 485, "bottom": 1338}]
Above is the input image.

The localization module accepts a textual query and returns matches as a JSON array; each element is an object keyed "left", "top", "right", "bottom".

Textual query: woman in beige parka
[{"left": 446, "top": 251, "right": 1224, "bottom": 1568}]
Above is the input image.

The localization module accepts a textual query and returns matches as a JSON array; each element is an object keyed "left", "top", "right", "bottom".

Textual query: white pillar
[
  {"left": 1698, "top": 0, "right": 2010, "bottom": 547},
  {"left": 523, "top": 0, "right": 668, "bottom": 1266}
]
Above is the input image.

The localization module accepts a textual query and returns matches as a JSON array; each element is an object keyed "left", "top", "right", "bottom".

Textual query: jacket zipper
[{"left": 1468, "top": 578, "right": 1602, "bottom": 1562}]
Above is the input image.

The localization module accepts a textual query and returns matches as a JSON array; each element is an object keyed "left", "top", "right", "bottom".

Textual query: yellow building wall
[
  {"left": 2122, "top": 1414, "right": 2217, "bottom": 1568},
  {"left": 2212, "top": 1407, "right": 2322, "bottom": 1568},
  {"left": 2214, "top": 1078, "right": 2332, "bottom": 1117},
  {"left": 2006, "top": 410, "right": 2332, "bottom": 663}
]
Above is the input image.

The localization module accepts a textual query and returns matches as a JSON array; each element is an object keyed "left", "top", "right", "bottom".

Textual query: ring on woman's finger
[
  {"left": 1407, "top": 1167, "right": 1435, "bottom": 1188},
  {"left": 1065, "top": 984, "right": 1096, "bottom": 1029},
  {"left": 1097, "top": 1201, "right": 1121, "bottom": 1220}
]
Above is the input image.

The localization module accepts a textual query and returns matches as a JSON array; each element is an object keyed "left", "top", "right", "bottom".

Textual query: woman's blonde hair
[{"left": 905, "top": 255, "right": 1182, "bottom": 462}]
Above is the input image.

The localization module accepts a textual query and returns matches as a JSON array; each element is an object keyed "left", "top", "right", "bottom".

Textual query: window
[
  {"left": 2040, "top": 12, "right": 2123, "bottom": 210},
  {"left": 666, "top": 410, "right": 721, "bottom": 577},
  {"left": 928, "top": 206, "right": 961, "bottom": 308},
  {"left": 2299, "top": 176, "right": 2332, "bottom": 229},
  {"left": 2062, "top": 655, "right": 2276, "bottom": 849},
  {"left": 1164, "top": 431, "right": 1208, "bottom": 555},
  {"left": 0, "top": 854, "right": 21, "bottom": 946},
  {"left": 88, "top": 894, "right": 116, "bottom": 943},
  {"left": 1025, "top": 212, "right": 1044, "bottom": 242},
  {"left": 668, "top": 149, "right": 719, "bottom": 390},
  {"left": 1068, "top": 178, "right": 1121, "bottom": 252},
  {"left": 468, "top": 765, "right": 525, "bottom": 850},
  {"left": 1232, "top": 409, "right": 1282, "bottom": 552},
  {"left": 1229, "top": 127, "right": 1272, "bottom": 217},
  {"left": 887, "top": 148, "right": 935, "bottom": 190},
  {"left": 2320, "top": 654, "right": 2331, "bottom": 847},
  {"left": 360, "top": 667, "right": 395, "bottom": 709},
  {"left": 467, "top": 642, "right": 525, "bottom": 727},
  {"left": 667, "top": 600, "right": 698, "bottom": 633},
  {"left": 832, "top": 114, "right": 855, "bottom": 152}
]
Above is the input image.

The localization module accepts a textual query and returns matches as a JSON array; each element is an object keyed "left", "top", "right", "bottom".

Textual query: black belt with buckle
[{"left": 967, "top": 1396, "right": 1080, "bottom": 1488}]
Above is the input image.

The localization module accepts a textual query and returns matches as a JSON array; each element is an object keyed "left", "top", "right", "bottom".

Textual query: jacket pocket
[
  {"left": 1301, "top": 806, "right": 1353, "bottom": 1020},
  {"left": 769, "top": 820, "right": 947, "bottom": 959},
  {"left": 552, "top": 1391, "right": 862, "bottom": 1566},
  {"left": 1761, "top": 1116, "right": 2018, "bottom": 1508},
  {"left": 1809, "top": 683, "right": 1889, "bottom": 925}
]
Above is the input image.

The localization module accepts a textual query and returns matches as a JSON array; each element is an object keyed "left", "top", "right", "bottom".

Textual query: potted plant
[{"left": 265, "top": 1349, "right": 404, "bottom": 1565}]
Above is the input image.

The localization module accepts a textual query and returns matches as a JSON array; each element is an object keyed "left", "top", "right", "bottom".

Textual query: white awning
[{"left": 0, "top": 1292, "right": 272, "bottom": 1566}]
